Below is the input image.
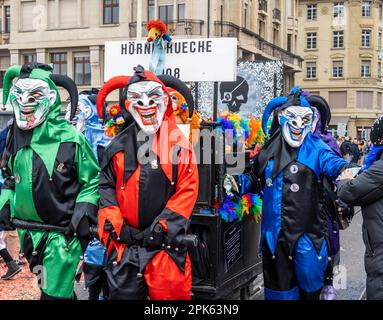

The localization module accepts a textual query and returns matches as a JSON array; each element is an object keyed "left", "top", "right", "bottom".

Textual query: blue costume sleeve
[
  {"left": 234, "top": 174, "right": 254, "bottom": 195},
  {"left": 319, "top": 147, "right": 348, "bottom": 180},
  {"left": 162, "top": 33, "right": 172, "bottom": 42}
]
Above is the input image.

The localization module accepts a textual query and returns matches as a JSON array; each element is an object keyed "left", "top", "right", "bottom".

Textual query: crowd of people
[
  {"left": 1, "top": 59, "right": 383, "bottom": 301},
  {"left": 337, "top": 136, "right": 373, "bottom": 165}
]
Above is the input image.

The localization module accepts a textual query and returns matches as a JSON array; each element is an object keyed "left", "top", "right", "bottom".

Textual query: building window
[
  {"left": 148, "top": 0, "right": 155, "bottom": 20},
  {"left": 258, "top": 19, "right": 266, "bottom": 38},
  {"left": 51, "top": 53, "right": 67, "bottom": 76},
  {"left": 287, "top": 33, "right": 292, "bottom": 52},
  {"left": 307, "top": 4, "right": 317, "bottom": 21},
  {"left": 333, "top": 31, "right": 344, "bottom": 48},
  {"left": 361, "top": 30, "right": 371, "bottom": 47},
  {"left": 103, "top": 0, "right": 119, "bottom": 24},
  {"left": 378, "top": 92, "right": 383, "bottom": 109},
  {"left": 5, "top": 6, "right": 10, "bottom": 33},
  {"left": 307, "top": 32, "right": 317, "bottom": 49},
  {"left": 178, "top": 3, "right": 186, "bottom": 20},
  {"left": 362, "top": 1, "right": 372, "bottom": 17},
  {"left": 361, "top": 60, "right": 371, "bottom": 77},
  {"left": 379, "top": 62, "right": 382, "bottom": 79},
  {"left": 379, "top": 32, "right": 382, "bottom": 51},
  {"left": 23, "top": 53, "right": 36, "bottom": 64},
  {"left": 357, "top": 91, "right": 373, "bottom": 109},
  {"left": 306, "top": 62, "right": 317, "bottom": 78},
  {"left": 74, "top": 54, "right": 91, "bottom": 85},
  {"left": 329, "top": 91, "right": 347, "bottom": 109},
  {"left": 333, "top": 2, "right": 345, "bottom": 18},
  {"left": 333, "top": 61, "right": 344, "bottom": 77},
  {"left": 243, "top": 3, "right": 248, "bottom": 28},
  {"left": 159, "top": 5, "right": 174, "bottom": 22}
]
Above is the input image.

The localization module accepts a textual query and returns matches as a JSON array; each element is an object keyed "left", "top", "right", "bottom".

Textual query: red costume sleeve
[
  {"left": 166, "top": 147, "right": 199, "bottom": 219},
  {"left": 98, "top": 156, "right": 123, "bottom": 245}
]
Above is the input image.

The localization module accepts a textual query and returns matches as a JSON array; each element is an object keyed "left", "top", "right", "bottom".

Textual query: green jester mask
[{"left": 2, "top": 63, "right": 78, "bottom": 130}]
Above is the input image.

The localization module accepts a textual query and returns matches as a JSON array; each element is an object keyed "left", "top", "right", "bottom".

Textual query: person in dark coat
[
  {"left": 338, "top": 115, "right": 383, "bottom": 300},
  {"left": 340, "top": 137, "right": 354, "bottom": 163}
]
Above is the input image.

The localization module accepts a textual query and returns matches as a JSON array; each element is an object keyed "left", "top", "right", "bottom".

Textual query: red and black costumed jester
[{"left": 96, "top": 65, "right": 199, "bottom": 300}]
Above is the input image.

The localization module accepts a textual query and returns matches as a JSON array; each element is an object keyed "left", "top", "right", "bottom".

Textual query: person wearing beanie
[{"left": 338, "top": 115, "right": 383, "bottom": 299}]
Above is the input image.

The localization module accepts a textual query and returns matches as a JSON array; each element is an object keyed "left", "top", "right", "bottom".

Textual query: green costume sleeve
[
  {"left": 70, "top": 137, "right": 100, "bottom": 232},
  {"left": 0, "top": 157, "right": 15, "bottom": 215},
  {"left": 74, "top": 137, "right": 100, "bottom": 206}
]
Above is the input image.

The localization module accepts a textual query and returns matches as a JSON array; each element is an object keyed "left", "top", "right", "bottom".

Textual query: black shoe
[
  {"left": 15, "top": 259, "right": 26, "bottom": 266},
  {"left": 1, "top": 261, "right": 22, "bottom": 280}
]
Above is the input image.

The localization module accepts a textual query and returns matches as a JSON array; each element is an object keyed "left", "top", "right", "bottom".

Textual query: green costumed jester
[{"left": 0, "top": 63, "right": 100, "bottom": 300}]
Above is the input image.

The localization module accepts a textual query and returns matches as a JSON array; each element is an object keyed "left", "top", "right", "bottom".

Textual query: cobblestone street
[{"left": 0, "top": 263, "right": 39, "bottom": 300}]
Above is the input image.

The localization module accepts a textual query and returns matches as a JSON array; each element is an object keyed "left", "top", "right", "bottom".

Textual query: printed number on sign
[{"left": 162, "top": 68, "right": 181, "bottom": 78}]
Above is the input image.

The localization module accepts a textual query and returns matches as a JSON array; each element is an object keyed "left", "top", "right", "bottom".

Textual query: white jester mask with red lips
[{"left": 125, "top": 80, "right": 168, "bottom": 135}]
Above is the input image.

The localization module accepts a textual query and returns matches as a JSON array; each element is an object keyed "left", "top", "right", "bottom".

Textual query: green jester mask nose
[{"left": 2, "top": 63, "right": 79, "bottom": 130}]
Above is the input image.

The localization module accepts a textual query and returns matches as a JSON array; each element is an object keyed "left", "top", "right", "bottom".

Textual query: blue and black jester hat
[
  {"left": 262, "top": 86, "right": 330, "bottom": 137},
  {"left": 258, "top": 87, "right": 325, "bottom": 179}
]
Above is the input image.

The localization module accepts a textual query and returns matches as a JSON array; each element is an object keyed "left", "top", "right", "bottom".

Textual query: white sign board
[
  {"left": 337, "top": 123, "right": 347, "bottom": 137},
  {"left": 104, "top": 38, "right": 237, "bottom": 82}
]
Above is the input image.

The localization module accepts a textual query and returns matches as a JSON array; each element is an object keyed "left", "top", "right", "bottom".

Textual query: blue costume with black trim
[{"left": 238, "top": 87, "right": 348, "bottom": 300}]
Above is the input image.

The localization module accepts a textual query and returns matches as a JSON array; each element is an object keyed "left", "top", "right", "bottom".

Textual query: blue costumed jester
[{"left": 225, "top": 87, "right": 349, "bottom": 300}]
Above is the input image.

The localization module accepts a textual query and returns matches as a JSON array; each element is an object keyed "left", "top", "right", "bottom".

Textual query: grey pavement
[{"left": 337, "top": 208, "right": 366, "bottom": 300}]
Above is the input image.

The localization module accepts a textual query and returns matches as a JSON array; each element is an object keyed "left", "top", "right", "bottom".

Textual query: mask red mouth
[{"left": 134, "top": 106, "right": 158, "bottom": 126}]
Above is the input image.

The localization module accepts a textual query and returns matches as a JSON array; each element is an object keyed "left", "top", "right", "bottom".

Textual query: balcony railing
[
  {"left": 273, "top": 8, "right": 281, "bottom": 21},
  {"left": 129, "top": 19, "right": 204, "bottom": 38},
  {"left": 214, "top": 21, "right": 303, "bottom": 68},
  {"left": 259, "top": 0, "right": 268, "bottom": 13}
]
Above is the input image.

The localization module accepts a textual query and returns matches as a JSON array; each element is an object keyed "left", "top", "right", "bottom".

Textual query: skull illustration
[{"left": 220, "top": 76, "right": 249, "bottom": 113}]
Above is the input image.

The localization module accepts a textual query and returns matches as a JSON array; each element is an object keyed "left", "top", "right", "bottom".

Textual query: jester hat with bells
[
  {"left": 1, "top": 63, "right": 89, "bottom": 178},
  {"left": 96, "top": 65, "right": 191, "bottom": 147}
]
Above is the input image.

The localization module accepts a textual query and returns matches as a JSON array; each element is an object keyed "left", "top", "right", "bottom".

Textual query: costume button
[
  {"left": 15, "top": 174, "right": 21, "bottom": 184},
  {"left": 149, "top": 236, "right": 154, "bottom": 240},
  {"left": 65, "top": 247, "right": 70, "bottom": 252},
  {"left": 171, "top": 181, "right": 175, "bottom": 185},
  {"left": 175, "top": 247, "right": 179, "bottom": 252},
  {"left": 113, "top": 261, "right": 118, "bottom": 266},
  {"left": 137, "top": 273, "right": 143, "bottom": 278},
  {"left": 32, "top": 251, "right": 38, "bottom": 256},
  {"left": 290, "top": 184, "right": 300, "bottom": 193},
  {"left": 272, "top": 255, "right": 276, "bottom": 260},
  {"left": 80, "top": 256, "right": 84, "bottom": 260},
  {"left": 288, "top": 256, "right": 293, "bottom": 260},
  {"left": 266, "top": 178, "right": 273, "bottom": 187},
  {"left": 167, "top": 245, "right": 171, "bottom": 249},
  {"left": 120, "top": 186, "right": 125, "bottom": 190},
  {"left": 290, "top": 165, "right": 299, "bottom": 174},
  {"left": 318, "top": 256, "right": 322, "bottom": 260}
]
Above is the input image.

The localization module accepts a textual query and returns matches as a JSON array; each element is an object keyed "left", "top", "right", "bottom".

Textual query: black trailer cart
[{"left": 189, "top": 123, "right": 263, "bottom": 300}]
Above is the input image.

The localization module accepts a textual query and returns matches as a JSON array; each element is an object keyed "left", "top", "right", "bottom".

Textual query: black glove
[
  {"left": 65, "top": 215, "right": 91, "bottom": 253},
  {"left": 0, "top": 202, "right": 15, "bottom": 231},
  {"left": 109, "top": 222, "right": 134, "bottom": 245},
  {"left": 143, "top": 223, "right": 166, "bottom": 249},
  {"left": 336, "top": 199, "right": 354, "bottom": 221}
]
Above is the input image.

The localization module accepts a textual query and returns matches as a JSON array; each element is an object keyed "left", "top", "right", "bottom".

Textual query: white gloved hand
[{"left": 224, "top": 174, "right": 239, "bottom": 196}]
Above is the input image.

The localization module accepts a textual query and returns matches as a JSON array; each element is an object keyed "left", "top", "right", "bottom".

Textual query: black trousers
[{"left": 262, "top": 241, "right": 322, "bottom": 300}]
